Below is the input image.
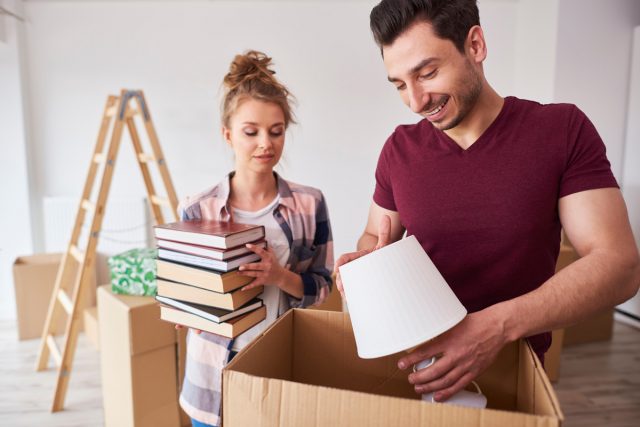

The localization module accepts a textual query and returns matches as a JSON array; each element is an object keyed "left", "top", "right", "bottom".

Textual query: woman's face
[{"left": 223, "top": 98, "right": 286, "bottom": 175}]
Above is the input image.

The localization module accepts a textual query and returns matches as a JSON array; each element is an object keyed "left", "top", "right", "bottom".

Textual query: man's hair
[{"left": 370, "top": 0, "right": 480, "bottom": 53}]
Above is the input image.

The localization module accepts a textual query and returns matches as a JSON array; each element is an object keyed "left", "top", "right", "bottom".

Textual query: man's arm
[
  {"left": 499, "top": 187, "right": 639, "bottom": 337},
  {"left": 357, "top": 201, "right": 406, "bottom": 250},
  {"left": 335, "top": 201, "right": 406, "bottom": 294},
  {"left": 400, "top": 188, "right": 640, "bottom": 401}
]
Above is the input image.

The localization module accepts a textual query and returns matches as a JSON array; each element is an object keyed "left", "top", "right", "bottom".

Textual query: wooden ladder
[{"left": 35, "top": 89, "right": 180, "bottom": 412}]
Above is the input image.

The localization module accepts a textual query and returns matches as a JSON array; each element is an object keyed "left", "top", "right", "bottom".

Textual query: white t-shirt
[{"left": 230, "top": 195, "right": 291, "bottom": 351}]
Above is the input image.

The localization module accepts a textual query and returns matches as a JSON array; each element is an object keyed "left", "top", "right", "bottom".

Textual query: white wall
[
  {"left": 513, "top": 0, "right": 559, "bottom": 103},
  {"left": 553, "top": 0, "right": 640, "bottom": 181},
  {"left": 0, "top": 0, "right": 33, "bottom": 320},
  {"left": 618, "top": 26, "right": 640, "bottom": 321}
]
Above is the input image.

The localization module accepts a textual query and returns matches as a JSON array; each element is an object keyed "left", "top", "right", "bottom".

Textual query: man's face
[{"left": 383, "top": 21, "right": 482, "bottom": 131}]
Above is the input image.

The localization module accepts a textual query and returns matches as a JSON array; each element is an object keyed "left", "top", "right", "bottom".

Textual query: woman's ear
[{"left": 222, "top": 126, "right": 232, "bottom": 147}]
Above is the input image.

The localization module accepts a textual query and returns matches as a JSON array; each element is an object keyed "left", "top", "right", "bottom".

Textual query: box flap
[
  {"left": 13, "top": 253, "right": 63, "bottom": 266},
  {"left": 97, "top": 285, "right": 175, "bottom": 355}
]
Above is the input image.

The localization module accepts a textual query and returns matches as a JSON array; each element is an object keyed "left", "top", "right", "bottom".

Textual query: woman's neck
[{"left": 229, "top": 169, "right": 278, "bottom": 211}]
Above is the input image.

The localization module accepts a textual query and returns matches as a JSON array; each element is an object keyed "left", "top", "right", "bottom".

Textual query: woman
[{"left": 177, "top": 50, "right": 334, "bottom": 427}]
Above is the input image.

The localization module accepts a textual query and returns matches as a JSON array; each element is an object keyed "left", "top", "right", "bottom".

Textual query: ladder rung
[
  {"left": 81, "top": 199, "right": 95, "bottom": 214},
  {"left": 69, "top": 245, "right": 85, "bottom": 263},
  {"left": 56, "top": 290, "right": 73, "bottom": 315},
  {"left": 107, "top": 106, "right": 139, "bottom": 118},
  {"left": 137, "top": 153, "right": 156, "bottom": 163},
  {"left": 93, "top": 153, "right": 106, "bottom": 164},
  {"left": 46, "top": 335, "right": 62, "bottom": 367},
  {"left": 150, "top": 195, "right": 170, "bottom": 207}
]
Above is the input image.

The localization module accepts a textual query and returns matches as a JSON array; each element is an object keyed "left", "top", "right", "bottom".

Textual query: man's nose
[{"left": 407, "top": 84, "right": 428, "bottom": 114}]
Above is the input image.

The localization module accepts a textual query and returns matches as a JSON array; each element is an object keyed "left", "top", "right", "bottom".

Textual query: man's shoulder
[
  {"left": 382, "top": 119, "right": 434, "bottom": 152},
  {"left": 509, "top": 96, "right": 581, "bottom": 120}
]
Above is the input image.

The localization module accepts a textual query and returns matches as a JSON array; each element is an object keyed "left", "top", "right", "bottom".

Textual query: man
[{"left": 336, "top": 0, "right": 639, "bottom": 403}]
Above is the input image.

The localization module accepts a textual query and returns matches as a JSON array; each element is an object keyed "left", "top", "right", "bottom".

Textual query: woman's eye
[
  {"left": 270, "top": 130, "right": 283, "bottom": 137},
  {"left": 244, "top": 130, "right": 257, "bottom": 136}
]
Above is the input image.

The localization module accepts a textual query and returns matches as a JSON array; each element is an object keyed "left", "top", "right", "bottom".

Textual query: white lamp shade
[{"left": 339, "top": 235, "right": 467, "bottom": 358}]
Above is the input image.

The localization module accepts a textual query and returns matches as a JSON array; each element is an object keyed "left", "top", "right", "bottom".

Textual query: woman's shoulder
[
  {"left": 279, "top": 176, "right": 325, "bottom": 202},
  {"left": 179, "top": 180, "right": 228, "bottom": 218}
]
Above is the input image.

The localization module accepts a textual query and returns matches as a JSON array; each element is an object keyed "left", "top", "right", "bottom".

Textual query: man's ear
[{"left": 466, "top": 25, "right": 487, "bottom": 64}]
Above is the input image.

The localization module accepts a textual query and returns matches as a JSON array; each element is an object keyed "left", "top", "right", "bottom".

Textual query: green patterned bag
[{"left": 108, "top": 248, "right": 158, "bottom": 296}]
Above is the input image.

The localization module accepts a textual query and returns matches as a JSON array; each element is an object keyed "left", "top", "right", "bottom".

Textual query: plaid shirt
[{"left": 178, "top": 172, "right": 333, "bottom": 425}]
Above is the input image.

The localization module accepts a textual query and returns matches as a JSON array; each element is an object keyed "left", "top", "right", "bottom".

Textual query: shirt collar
[{"left": 218, "top": 171, "right": 296, "bottom": 216}]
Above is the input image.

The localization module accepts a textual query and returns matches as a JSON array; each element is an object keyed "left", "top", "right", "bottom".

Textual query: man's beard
[{"left": 433, "top": 62, "right": 483, "bottom": 131}]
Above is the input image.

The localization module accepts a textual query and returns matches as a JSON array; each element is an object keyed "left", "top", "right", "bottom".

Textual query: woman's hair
[{"left": 221, "top": 50, "right": 295, "bottom": 128}]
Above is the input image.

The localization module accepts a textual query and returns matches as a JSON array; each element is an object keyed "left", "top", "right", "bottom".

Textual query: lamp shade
[{"left": 339, "top": 235, "right": 467, "bottom": 358}]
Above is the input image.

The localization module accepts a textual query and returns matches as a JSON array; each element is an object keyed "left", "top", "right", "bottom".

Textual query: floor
[{"left": 0, "top": 319, "right": 638, "bottom": 426}]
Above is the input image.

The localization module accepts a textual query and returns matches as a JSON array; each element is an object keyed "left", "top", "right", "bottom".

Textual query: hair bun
[{"left": 224, "top": 50, "right": 277, "bottom": 91}]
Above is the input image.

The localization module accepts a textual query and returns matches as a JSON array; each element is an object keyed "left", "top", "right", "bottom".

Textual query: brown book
[
  {"left": 154, "top": 220, "right": 265, "bottom": 249},
  {"left": 160, "top": 305, "right": 266, "bottom": 338},
  {"left": 156, "top": 279, "right": 263, "bottom": 310},
  {"left": 156, "top": 259, "right": 253, "bottom": 293}
]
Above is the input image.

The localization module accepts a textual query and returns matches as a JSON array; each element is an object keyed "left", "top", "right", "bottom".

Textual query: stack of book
[{"left": 153, "top": 220, "right": 268, "bottom": 338}]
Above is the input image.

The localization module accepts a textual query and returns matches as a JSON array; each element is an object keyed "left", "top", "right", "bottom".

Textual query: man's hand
[
  {"left": 398, "top": 307, "right": 509, "bottom": 402},
  {"left": 334, "top": 215, "right": 391, "bottom": 297}
]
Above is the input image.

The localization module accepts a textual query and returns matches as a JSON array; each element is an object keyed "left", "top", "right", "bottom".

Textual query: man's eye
[
  {"left": 395, "top": 84, "right": 406, "bottom": 91},
  {"left": 419, "top": 70, "right": 437, "bottom": 80}
]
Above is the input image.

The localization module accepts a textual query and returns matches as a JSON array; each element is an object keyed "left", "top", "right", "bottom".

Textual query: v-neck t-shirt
[{"left": 373, "top": 96, "right": 618, "bottom": 359}]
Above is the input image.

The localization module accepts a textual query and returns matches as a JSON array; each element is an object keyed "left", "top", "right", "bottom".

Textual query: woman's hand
[{"left": 238, "top": 244, "right": 286, "bottom": 290}]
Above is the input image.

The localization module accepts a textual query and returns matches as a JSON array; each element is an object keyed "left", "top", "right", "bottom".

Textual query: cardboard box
[
  {"left": 12, "top": 253, "right": 97, "bottom": 340},
  {"left": 544, "top": 329, "right": 565, "bottom": 382},
  {"left": 563, "top": 309, "right": 614, "bottom": 346},
  {"left": 98, "top": 285, "right": 181, "bottom": 427},
  {"left": 83, "top": 306, "right": 100, "bottom": 350},
  {"left": 311, "top": 287, "right": 343, "bottom": 312},
  {"left": 223, "top": 310, "right": 563, "bottom": 426},
  {"left": 553, "top": 244, "right": 614, "bottom": 346}
]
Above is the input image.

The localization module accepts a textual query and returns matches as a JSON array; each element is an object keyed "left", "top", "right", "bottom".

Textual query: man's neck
[{"left": 444, "top": 86, "right": 504, "bottom": 150}]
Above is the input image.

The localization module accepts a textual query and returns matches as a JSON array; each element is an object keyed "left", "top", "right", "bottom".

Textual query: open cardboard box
[{"left": 223, "top": 309, "right": 563, "bottom": 426}]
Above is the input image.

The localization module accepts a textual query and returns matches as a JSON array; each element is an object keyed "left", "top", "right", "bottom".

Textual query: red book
[{"left": 154, "top": 220, "right": 265, "bottom": 249}]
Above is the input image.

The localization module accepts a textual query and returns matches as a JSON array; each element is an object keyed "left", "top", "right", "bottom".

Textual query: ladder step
[
  {"left": 93, "top": 153, "right": 106, "bottom": 164},
  {"left": 150, "top": 195, "right": 171, "bottom": 207},
  {"left": 69, "top": 245, "right": 85, "bottom": 263},
  {"left": 56, "top": 290, "right": 74, "bottom": 315},
  {"left": 137, "top": 153, "right": 156, "bottom": 163},
  {"left": 81, "top": 199, "right": 95, "bottom": 214},
  {"left": 46, "top": 335, "right": 62, "bottom": 367},
  {"left": 107, "top": 105, "right": 140, "bottom": 118}
]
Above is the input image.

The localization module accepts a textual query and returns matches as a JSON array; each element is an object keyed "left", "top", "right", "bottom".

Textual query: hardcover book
[
  {"left": 159, "top": 304, "right": 267, "bottom": 338},
  {"left": 156, "top": 279, "right": 263, "bottom": 311},
  {"left": 154, "top": 220, "right": 265, "bottom": 249}
]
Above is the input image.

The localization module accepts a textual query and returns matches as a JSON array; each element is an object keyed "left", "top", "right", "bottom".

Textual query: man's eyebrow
[{"left": 387, "top": 58, "right": 437, "bottom": 82}]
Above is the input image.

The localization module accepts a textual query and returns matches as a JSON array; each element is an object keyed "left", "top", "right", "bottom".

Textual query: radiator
[{"left": 43, "top": 196, "right": 152, "bottom": 256}]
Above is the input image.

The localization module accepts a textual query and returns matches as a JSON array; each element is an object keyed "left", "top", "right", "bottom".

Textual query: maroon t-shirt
[{"left": 373, "top": 96, "right": 618, "bottom": 358}]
